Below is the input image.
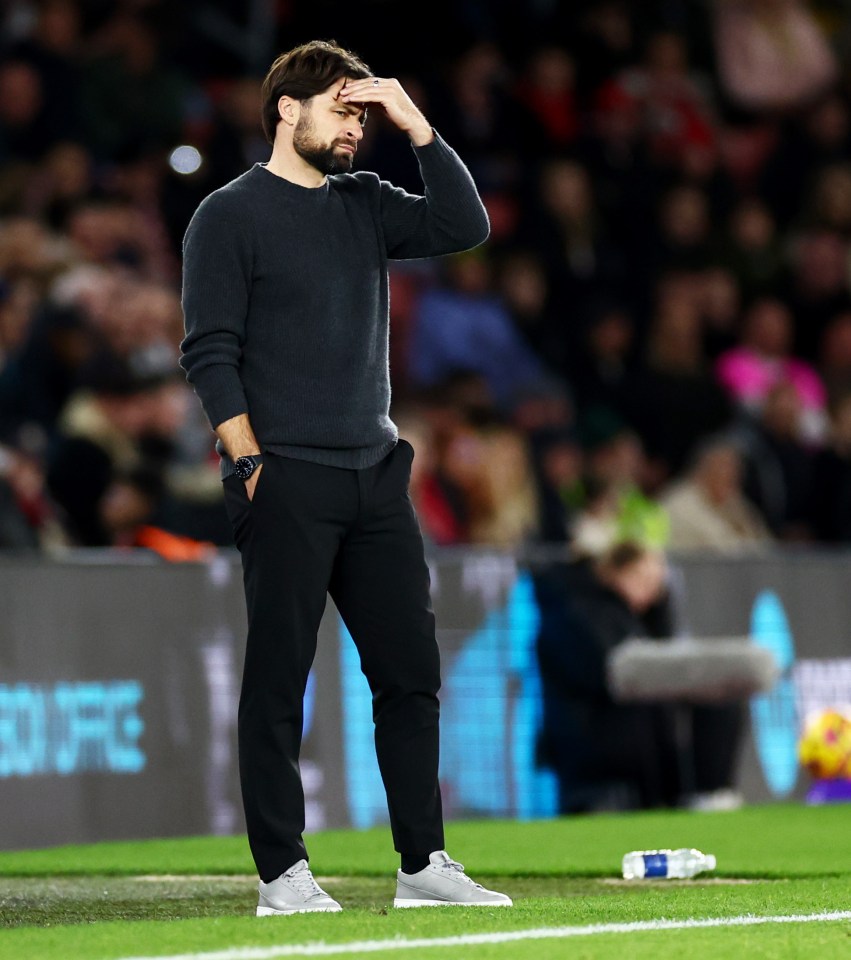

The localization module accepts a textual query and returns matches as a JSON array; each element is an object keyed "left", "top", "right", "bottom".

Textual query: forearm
[
  {"left": 382, "top": 132, "right": 490, "bottom": 257},
  {"left": 215, "top": 413, "right": 262, "bottom": 459},
  {"left": 405, "top": 116, "right": 433, "bottom": 147}
]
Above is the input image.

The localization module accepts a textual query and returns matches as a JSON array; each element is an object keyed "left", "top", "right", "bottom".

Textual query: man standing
[{"left": 179, "top": 40, "right": 511, "bottom": 914}]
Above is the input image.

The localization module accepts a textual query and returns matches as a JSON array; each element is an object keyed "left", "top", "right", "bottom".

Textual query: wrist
[{"left": 408, "top": 123, "right": 434, "bottom": 147}]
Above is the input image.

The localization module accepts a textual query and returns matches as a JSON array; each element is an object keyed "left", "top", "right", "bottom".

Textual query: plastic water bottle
[{"left": 622, "top": 848, "right": 717, "bottom": 879}]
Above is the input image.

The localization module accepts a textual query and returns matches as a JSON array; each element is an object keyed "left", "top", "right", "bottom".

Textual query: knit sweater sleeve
[
  {"left": 179, "top": 191, "right": 252, "bottom": 430},
  {"left": 378, "top": 130, "right": 490, "bottom": 259}
]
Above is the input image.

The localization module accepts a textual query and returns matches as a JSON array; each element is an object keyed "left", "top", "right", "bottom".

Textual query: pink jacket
[{"left": 715, "top": 346, "right": 827, "bottom": 410}]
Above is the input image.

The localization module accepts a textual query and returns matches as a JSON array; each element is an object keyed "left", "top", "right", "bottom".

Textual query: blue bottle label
[{"left": 643, "top": 853, "right": 669, "bottom": 877}]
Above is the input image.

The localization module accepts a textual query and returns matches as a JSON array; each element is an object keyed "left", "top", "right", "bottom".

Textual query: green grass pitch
[{"left": 1, "top": 803, "right": 850, "bottom": 959}]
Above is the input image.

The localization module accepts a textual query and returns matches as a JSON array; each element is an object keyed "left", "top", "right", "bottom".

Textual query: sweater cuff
[
  {"left": 190, "top": 365, "right": 249, "bottom": 431},
  {"left": 412, "top": 128, "right": 448, "bottom": 157}
]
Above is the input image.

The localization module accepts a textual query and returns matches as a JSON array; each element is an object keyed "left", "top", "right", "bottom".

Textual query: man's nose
[{"left": 346, "top": 120, "right": 364, "bottom": 141}]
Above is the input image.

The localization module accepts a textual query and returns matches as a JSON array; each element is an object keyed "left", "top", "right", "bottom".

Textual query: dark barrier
[{"left": 2, "top": 548, "right": 849, "bottom": 850}]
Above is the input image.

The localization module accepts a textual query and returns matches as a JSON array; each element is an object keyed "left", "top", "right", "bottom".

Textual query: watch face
[{"left": 235, "top": 457, "right": 255, "bottom": 480}]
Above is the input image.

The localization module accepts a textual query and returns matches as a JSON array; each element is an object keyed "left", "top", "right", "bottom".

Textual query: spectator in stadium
[
  {"left": 572, "top": 1, "right": 638, "bottom": 104},
  {"left": 79, "top": 14, "right": 188, "bottom": 161},
  {"left": 0, "top": 217, "right": 80, "bottom": 417},
  {"left": 0, "top": 213, "right": 74, "bottom": 288},
  {"left": 619, "top": 273, "right": 737, "bottom": 484},
  {"left": 568, "top": 473, "right": 627, "bottom": 558},
  {"left": 410, "top": 369, "right": 544, "bottom": 549},
  {"left": 515, "top": 156, "right": 624, "bottom": 334},
  {"left": 526, "top": 424, "right": 586, "bottom": 544},
  {"left": 513, "top": 45, "right": 579, "bottom": 156},
  {"left": 406, "top": 247, "right": 551, "bottom": 413},
  {"left": 437, "top": 415, "right": 541, "bottom": 549},
  {"left": 781, "top": 228, "right": 851, "bottom": 362},
  {"left": 721, "top": 196, "right": 785, "bottom": 304},
  {"left": 809, "top": 392, "right": 851, "bottom": 543},
  {"left": 759, "top": 91, "right": 851, "bottom": 229},
  {"left": 606, "top": 29, "right": 717, "bottom": 172},
  {"left": 697, "top": 264, "right": 742, "bottom": 360},
  {"left": 202, "top": 77, "right": 270, "bottom": 192},
  {"left": 580, "top": 67, "right": 659, "bottom": 269},
  {"left": 735, "top": 379, "right": 818, "bottom": 540},
  {"left": 803, "top": 161, "right": 851, "bottom": 238},
  {"left": 715, "top": 296, "right": 829, "bottom": 443},
  {"left": 19, "top": 141, "right": 95, "bottom": 230},
  {"left": 648, "top": 184, "right": 717, "bottom": 279},
  {"left": 660, "top": 434, "right": 774, "bottom": 553},
  {"left": 494, "top": 245, "right": 567, "bottom": 382},
  {"left": 0, "top": 60, "right": 53, "bottom": 166},
  {"left": 534, "top": 540, "right": 681, "bottom": 813},
  {"left": 502, "top": 376, "right": 584, "bottom": 543},
  {"left": 570, "top": 407, "right": 670, "bottom": 556},
  {"left": 711, "top": 0, "right": 839, "bottom": 118},
  {"left": 391, "top": 401, "right": 466, "bottom": 547},
  {"left": 402, "top": 371, "right": 500, "bottom": 546},
  {"left": 0, "top": 442, "right": 68, "bottom": 552},
  {"left": 818, "top": 312, "right": 851, "bottom": 407},
  {"left": 0, "top": 299, "right": 98, "bottom": 447},
  {"left": 535, "top": 537, "right": 748, "bottom": 814},
  {"left": 427, "top": 39, "right": 522, "bottom": 195},
  {"left": 99, "top": 463, "right": 218, "bottom": 561},
  {"left": 65, "top": 197, "right": 174, "bottom": 284},
  {"left": 0, "top": 279, "right": 27, "bottom": 371},
  {"left": 100, "top": 141, "right": 182, "bottom": 284},
  {"left": 567, "top": 295, "right": 637, "bottom": 415},
  {"left": 4, "top": 0, "right": 84, "bottom": 149},
  {"left": 45, "top": 350, "right": 189, "bottom": 546}
]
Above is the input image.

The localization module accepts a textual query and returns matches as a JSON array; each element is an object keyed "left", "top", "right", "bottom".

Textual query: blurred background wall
[{"left": 2, "top": 548, "right": 849, "bottom": 849}]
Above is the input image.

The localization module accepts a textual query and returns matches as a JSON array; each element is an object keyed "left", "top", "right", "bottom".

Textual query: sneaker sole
[
  {"left": 393, "top": 898, "right": 513, "bottom": 908},
  {"left": 257, "top": 904, "right": 343, "bottom": 916}
]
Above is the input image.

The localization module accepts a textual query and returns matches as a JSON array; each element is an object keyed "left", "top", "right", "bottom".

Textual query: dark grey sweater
[{"left": 179, "top": 131, "right": 489, "bottom": 471}]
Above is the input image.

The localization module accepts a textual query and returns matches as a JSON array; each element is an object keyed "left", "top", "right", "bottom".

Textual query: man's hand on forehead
[{"left": 340, "top": 76, "right": 433, "bottom": 146}]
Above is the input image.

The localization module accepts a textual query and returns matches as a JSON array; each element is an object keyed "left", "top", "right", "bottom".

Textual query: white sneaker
[
  {"left": 394, "top": 851, "right": 513, "bottom": 908},
  {"left": 687, "top": 788, "right": 745, "bottom": 812},
  {"left": 256, "top": 859, "right": 342, "bottom": 915}
]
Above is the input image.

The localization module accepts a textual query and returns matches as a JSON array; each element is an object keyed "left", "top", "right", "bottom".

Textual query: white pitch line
[{"left": 117, "top": 910, "right": 851, "bottom": 960}]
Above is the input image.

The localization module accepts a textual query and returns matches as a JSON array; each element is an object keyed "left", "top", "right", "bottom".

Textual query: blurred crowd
[{"left": 3, "top": 0, "right": 851, "bottom": 559}]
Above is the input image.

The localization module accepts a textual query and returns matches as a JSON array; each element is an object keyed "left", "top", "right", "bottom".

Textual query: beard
[{"left": 293, "top": 111, "right": 354, "bottom": 175}]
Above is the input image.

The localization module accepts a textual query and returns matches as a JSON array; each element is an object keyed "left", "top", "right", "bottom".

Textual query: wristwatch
[{"left": 234, "top": 454, "right": 263, "bottom": 481}]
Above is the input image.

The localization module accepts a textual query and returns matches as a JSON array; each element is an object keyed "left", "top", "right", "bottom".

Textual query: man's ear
[{"left": 278, "top": 95, "right": 298, "bottom": 128}]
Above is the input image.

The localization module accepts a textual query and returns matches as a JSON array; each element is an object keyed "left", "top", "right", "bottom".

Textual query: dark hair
[
  {"left": 596, "top": 540, "right": 653, "bottom": 573},
  {"left": 260, "top": 39, "right": 373, "bottom": 144}
]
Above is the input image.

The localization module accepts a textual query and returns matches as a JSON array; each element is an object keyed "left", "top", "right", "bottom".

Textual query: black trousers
[
  {"left": 222, "top": 440, "right": 444, "bottom": 881},
  {"left": 542, "top": 700, "right": 681, "bottom": 814}
]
